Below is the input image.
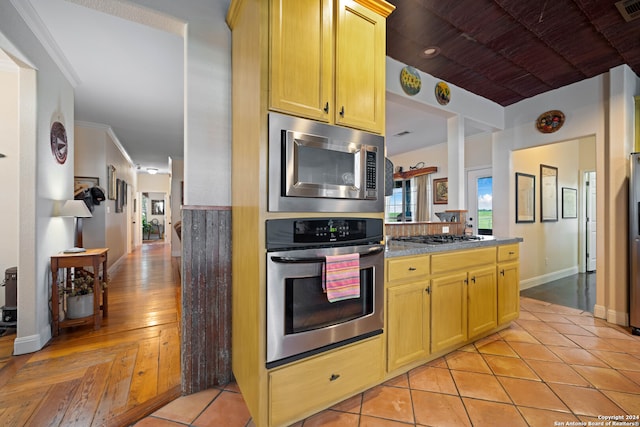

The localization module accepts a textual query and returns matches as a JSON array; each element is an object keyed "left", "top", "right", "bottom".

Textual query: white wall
[
  {"left": 75, "top": 123, "right": 136, "bottom": 267},
  {"left": 0, "top": 61, "right": 20, "bottom": 308},
  {"left": 129, "top": 0, "right": 231, "bottom": 207},
  {"left": 0, "top": 2, "right": 76, "bottom": 354}
]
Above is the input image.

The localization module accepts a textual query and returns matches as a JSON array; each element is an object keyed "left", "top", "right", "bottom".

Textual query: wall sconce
[{"left": 59, "top": 200, "right": 93, "bottom": 252}]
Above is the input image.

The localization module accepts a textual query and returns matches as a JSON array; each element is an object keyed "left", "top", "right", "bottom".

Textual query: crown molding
[
  {"left": 76, "top": 121, "right": 135, "bottom": 169},
  {"left": 11, "top": 0, "right": 81, "bottom": 87}
]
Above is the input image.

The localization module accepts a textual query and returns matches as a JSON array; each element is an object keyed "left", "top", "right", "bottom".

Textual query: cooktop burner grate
[{"left": 391, "top": 234, "right": 483, "bottom": 245}]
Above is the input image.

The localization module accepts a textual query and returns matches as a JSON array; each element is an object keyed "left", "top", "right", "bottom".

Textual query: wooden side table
[{"left": 51, "top": 248, "right": 109, "bottom": 336}]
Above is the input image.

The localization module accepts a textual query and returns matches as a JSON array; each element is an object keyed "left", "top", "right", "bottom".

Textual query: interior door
[
  {"left": 466, "top": 168, "right": 492, "bottom": 235},
  {"left": 586, "top": 171, "right": 597, "bottom": 272}
]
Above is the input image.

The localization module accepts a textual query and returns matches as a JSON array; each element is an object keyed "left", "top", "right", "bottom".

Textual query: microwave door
[{"left": 285, "top": 131, "right": 360, "bottom": 199}]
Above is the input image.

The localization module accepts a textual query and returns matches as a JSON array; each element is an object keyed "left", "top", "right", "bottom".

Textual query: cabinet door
[
  {"left": 431, "top": 272, "right": 467, "bottom": 353},
  {"left": 270, "top": 0, "right": 333, "bottom": 121},
  {"left": 468, "top": 266, "right": 497, "bottom": 339},
  {"left": 335, "top": 0, "right": 385, "bottom": 133},
  {"left": 498, "top": 262, "right": 520, "bottom": 324},
  {"left": 387, "top": 281, "right": 430, "bottom": 371}
]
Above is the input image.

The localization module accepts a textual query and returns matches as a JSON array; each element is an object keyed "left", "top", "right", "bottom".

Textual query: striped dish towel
[{"left": 323, "top": 253, "right": 360, "bottom": 303}]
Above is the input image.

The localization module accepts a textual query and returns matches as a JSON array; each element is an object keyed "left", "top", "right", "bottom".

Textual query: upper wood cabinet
[{"left": 270, "top": 0, "right": 391, "bottom": 134}]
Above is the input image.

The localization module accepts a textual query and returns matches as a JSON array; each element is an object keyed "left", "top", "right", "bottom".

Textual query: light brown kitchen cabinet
[
  {"left": 270, "top": 0, "right": 388, "bottom": 134},
  {"left": 384, "top": 243, "right": 519, "bottom": 380},
  {"left": 430, "top": 247, "right": 497, "bottom": 353},
  {"left": 431, "top": 271, "right": 468, "bottom": 352},
  {"left": 270, "top": 336, "right": 383, "bottom": 427},
  {"left": 467, "top": 266, "right": 498, "bottom": 337},
  {"left": 227, "top": 0, "right": 393, "bottom": 425},
  {"left": 497, "top": 243, "right": 520, "bottom": 324},
  {"left": 386, "top": 255, "right": 430, "bottom": 372}
]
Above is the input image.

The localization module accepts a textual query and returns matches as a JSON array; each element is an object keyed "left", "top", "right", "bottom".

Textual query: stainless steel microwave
[{"left": 268, "top": 112, "right": 384, "bottom": 213}]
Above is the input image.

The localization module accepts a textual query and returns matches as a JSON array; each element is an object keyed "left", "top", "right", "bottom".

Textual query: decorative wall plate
[
  {"left": 400, "top": 66, "right": 421, "bottom": 96},
  {"left": 435, "top": 81, "right": 450, "bottom": 105},
  {"left": 536, "top": 110, "right": 565, "bottom": 133},
  {"left": 50, "top": 121, "right": 68, "bottom": 164}
]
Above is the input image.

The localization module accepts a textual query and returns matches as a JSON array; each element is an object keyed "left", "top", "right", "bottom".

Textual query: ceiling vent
[{"left": 616, "top": 0, "right": 640, "bottom": 22}]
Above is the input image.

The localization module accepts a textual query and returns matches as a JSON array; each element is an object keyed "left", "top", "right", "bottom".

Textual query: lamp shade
[{"left": 59, "top": 200, "right": 93, "bottom": 218}]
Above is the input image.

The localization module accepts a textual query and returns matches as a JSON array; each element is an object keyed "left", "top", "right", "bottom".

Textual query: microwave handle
[{"left": 270, "top": 246, "right": 384, "bottom": 264}]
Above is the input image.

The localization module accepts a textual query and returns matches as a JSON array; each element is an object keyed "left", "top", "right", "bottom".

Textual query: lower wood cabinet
[
  {"left": 387, "top": 243, "right": 519, "bottom": 370},
  {"left": 387, "top": 281, "right": 430, "bottom": 371},
  {"left": 431, "top": 272, "right": 468, "bottom": 353},
  {"left": 498, "top": 261, "right": 520, "bottom": 324},
  {"left": 269, "top": 336, "right": 383, "bottom": 427}
]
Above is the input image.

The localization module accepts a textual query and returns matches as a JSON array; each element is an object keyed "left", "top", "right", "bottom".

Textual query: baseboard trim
[
  {"left": 607, "top": 308, "right": 629, "bottom": 326},
  {"left": 593, "top": 304, "right": 607, "bottom": 319},
  {"left": 519, "top": 266, "right": 579, "bottom": 291},
  {"left": 14, "top": 324, "right": 51, "bottom": 355}
]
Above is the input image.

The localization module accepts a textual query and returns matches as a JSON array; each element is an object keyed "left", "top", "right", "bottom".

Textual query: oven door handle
[{"left": 270, "top": 246, "right": 384, "bottom": 264}]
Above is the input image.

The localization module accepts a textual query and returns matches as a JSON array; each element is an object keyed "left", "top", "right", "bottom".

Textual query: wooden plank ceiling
[{"left": 386, "top": 0, "right": 640, "bottom": 106}]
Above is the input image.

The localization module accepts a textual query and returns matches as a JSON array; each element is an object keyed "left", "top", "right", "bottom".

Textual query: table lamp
[{"left": 59, "top": 200, "right": 93, "bottom": 252}]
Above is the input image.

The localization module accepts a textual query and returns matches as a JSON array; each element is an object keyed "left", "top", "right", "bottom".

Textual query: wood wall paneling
[{"left": 181, "top": 206, "right": 232, "bottom": 394}]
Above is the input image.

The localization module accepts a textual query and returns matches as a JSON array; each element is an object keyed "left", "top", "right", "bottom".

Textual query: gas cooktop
[{"left": 391, "top": 234, "right": 487, "bottom": 245}]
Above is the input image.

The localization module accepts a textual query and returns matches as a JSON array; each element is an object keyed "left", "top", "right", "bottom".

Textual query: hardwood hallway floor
[{"left": 0, "top": 241, "right": 181, "bottom": 427}]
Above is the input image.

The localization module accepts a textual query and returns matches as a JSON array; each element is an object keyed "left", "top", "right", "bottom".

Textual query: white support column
[{"left": 447, "top": 115, "right": 465, "bottom": 210}]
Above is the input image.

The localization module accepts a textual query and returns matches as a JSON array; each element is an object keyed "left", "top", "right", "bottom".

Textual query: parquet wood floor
[{"left": 0, "top": 241, "right": 181, "bottom": 427}]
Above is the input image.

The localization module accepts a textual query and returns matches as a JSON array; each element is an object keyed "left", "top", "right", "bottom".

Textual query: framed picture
[
  {"left": 151, "top": 199, "right": 165, "bottom": 215},
  {"left": 74, "top": 176, "right": 99, "bottom": 196},
  {"left": 107, "top": 165, "right": 117, "bottom": 200},
  {"left": 540, "top": 164, "right": 558, "bottom": 222},
  {"left": 115, "top": 178, "right": 123, "bottom": 213},
  {"left": 562, "top": 187, "right": 577, "bottom": 218},
  {"left": 516, "top": 172, "right": 535, "bottom": 223},
  {"left": 120, "top": 180, "right": 127, "bottom": 207},
  {"left": 433, "top": 178, "right": 448, "bottom": 204}
]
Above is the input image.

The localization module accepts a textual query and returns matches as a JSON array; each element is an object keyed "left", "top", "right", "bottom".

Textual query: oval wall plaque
[
  {"left": 400, "top": 66, "right": 421, "bottom": 96},
  {"left": 536, "top": 110, "right": 565, "bottom": 133},
  {"left": 435, "top": 81, "right": 450, "bottom": 105},
  {"left": 50, "top": 121, "right": 68, "bottom": 164}
]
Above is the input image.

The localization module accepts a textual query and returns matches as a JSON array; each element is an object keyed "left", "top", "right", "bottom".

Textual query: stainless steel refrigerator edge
[{"left": 630, "top": 153, "right": 640, "bottom": 334}]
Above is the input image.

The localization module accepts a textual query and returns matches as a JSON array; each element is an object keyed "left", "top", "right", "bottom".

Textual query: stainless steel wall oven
[
  {"left": 266, "top": 217, "right": 384, "bottom": 368},
  {"left": 268, "top": 112, "right": 385, "bottom": 213}
]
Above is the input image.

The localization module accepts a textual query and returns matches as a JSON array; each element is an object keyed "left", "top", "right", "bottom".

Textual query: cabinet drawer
[
  {"left": 497, "top": 244, "right": 519, "bottom": 262},
  {"left": 387, "top": 255, "right": 430, "bottom": 283},
  {"left": 431, "top": 247, "right": 496, "bottom": 275},
  {"left": 270, "top": 336, "right": 383, "bottom": 426}
]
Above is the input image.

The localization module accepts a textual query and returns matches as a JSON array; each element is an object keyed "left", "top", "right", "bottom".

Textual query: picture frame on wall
[
  {"left": 115, "top": 178, "right": 123, "bottom": 213},
  {"left": 562, "top": 187, "right": 577, "bottom": 218},
  {"left": 540, "top": 164, "right": 558, "bottom": 222},
  {"left": 433, "top": 178, "right": 448, "bottom": 204},
  {"left": 107, "top": 165, "right": 117, "bottom": 200},
  {"left": 516, "top": 172, "right": 535, "bottom": 223},
  {"left": 151, "top": 199, "right": 165, "bottom": 215}
]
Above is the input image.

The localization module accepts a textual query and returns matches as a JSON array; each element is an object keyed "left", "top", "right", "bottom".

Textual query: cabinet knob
[
  {"left": 500, "top": 269, "right": 505, "bottom": 276},
  {"left": 408, "top": 267, "right": 416, "bottom": 271},
  {"left": 425, "top": 286, "right": 431, "bottom": 294},
  {"left": 471, "top": 276, "right": 476, "bottom": 283},
  {"left": 509, "top": 251, "right": 515, "bottom": 255},
  {"left": 324, "top": 102, "right": 329, "bottom": 113},
  {"left": 339, "top": 106, "right": 345, "bottom": 117},
  {"left": 329, "top": 373, "right": 340, "bottom": 381}
]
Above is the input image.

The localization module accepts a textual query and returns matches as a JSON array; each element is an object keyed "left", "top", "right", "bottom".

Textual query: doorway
[
  {"left": 584, "top": 171, "right": 597, "bottom": 272},
  {"left": 466, "top": 167, "right": 493, "bottom": 235},
  {"left": 142, "top": 192, "right": 167, "bottom": 242}
]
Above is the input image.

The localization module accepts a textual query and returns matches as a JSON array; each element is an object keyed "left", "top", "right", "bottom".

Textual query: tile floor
[{"left": 134, "top": 297, "right": 640, "bottom": 426}]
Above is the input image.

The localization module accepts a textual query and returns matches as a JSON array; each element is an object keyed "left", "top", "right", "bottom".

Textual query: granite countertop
[{"left": 385, "top": 236, "right": 524, "bottom": 258}]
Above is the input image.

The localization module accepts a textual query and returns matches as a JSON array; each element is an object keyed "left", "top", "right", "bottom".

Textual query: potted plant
[{"left": 60, "top": 269, "right": 108, "bottom": 319}]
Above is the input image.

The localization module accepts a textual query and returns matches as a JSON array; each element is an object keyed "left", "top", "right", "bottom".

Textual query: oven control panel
[{"left": 266, "top": 218, "right": 383, "bottom": 250}]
